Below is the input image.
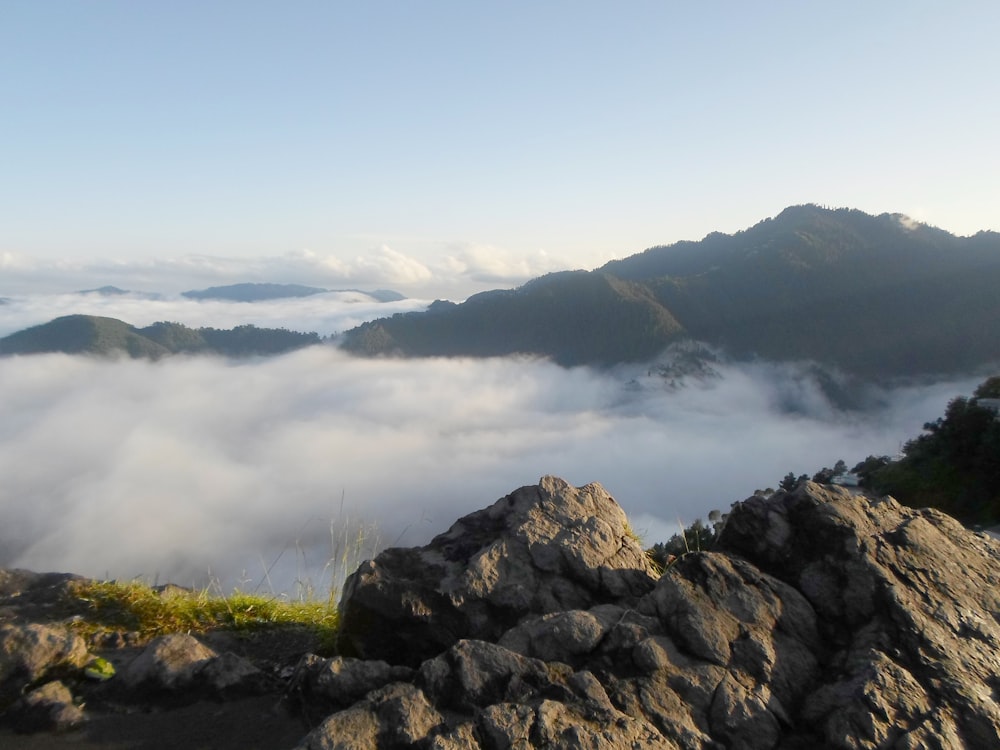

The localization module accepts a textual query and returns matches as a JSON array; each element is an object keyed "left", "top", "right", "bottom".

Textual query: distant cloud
[
  {"left": 0, "top": 241, "right": 584, "bottom": 301},
  {"left": 441, "top": 244, "right": 570, "bottom": 284},
  {"left": 0, "top": 297, "right": 980, "bottom": 596}
]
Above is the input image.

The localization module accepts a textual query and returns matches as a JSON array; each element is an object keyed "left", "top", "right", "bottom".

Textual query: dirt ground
[{"left": 0, "top": 694, "right": 311, "bottom": 750}]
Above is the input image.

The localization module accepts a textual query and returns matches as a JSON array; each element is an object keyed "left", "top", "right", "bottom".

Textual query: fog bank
[{"left": 0, "top": 346, "right": 980, "bottom": 596}]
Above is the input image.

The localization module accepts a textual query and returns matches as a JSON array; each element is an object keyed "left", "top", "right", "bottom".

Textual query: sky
[
  {"left": 0, "top": 291, "right": 984, "bottom": 595},
  {"left": 3, "top": 1, "right": 999, "bottom": 298}
]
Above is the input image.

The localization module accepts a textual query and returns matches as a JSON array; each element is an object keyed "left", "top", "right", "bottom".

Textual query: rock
[
  {"left": 6, "top": 477, "right": 1000, "bottom": 749},
  {"left": 717, "top": 481, "right": 1000, "bottom": 747},
  {"left": 6, "top": 679, "right": 85, "bottom": 733},
  {"left": 417, "top": 639, "right": 573, "bottom": 713},
  {"left": 121, "top": 632, "right": 217, "bottom": 691},
  {"left": 337, "top": 476, "right": 659, "bottom": 665},
  {"left": 198, "top": 651, "right": 269, "bottom": 695},
  {"left": 287, "top": 653, "right": 414, "bottom": 719},
  {"left": 295, "top": 682, "right": 445, "bottom": 750},
  {"left": 497, "top": 607, "right": 616, "bottom": 667},
  {"left": 0, "top": 622, "right": 89, "bottom": 704}
]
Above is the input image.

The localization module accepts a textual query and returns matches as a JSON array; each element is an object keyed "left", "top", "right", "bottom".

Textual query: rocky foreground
[{"left": 3, "top": 476, "right": 1000, "bottom": 749}]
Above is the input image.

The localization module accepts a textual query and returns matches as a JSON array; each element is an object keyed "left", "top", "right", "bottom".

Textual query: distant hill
[
  {"left": 0, "top": 315, "right": 322, "bottom": 359},
  {"left": 77, "top": 285, "right": 162, "bottom": 300},
  {"left": 344, "top": 271, "right": 683, "bottom": 366},
  {"left": 341, "top": 206, "right": 1000, "bottom": 378},
  {"left": 181, "top": 282, "right": 405, "bottom": 303},
  {"left": 78, "top": 285, "right": 131, "bottom": 295}
]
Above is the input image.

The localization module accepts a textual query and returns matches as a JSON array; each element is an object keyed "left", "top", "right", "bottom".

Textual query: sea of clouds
[{"left": 0, "top": 290, "right": 984, "bottom": 596}]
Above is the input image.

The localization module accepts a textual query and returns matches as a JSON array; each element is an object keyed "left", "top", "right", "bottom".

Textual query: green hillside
[
  {"left": 340, "top": 206, "right": 1000, "bottom": 377},
  {"left": 0, "top": 315, "right": 321, "bottom": 359},
  {"left": 343, "top": 270, "right": 684, "bottom": 366}
]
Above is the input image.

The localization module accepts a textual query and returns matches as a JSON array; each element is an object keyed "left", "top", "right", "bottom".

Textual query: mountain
[
  {"left": 0, "top": 315, "right": 322, "bottom": 359},
  {"left": 341, "top": 206, "right": 1000, "bottom": 378},
  {"left": 182, "top": 283, "right": 329, "bottom": 301},
  {"left": 344, "top": 271, "right": 684, "bottom": 366},
  {"left": 76, "top": 285, "right": 162, "bottom": 300},
  {"left": 181, "top": 282, "right": 406, "bottom": 303}
]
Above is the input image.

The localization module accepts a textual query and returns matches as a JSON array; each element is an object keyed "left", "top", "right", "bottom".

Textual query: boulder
[
  {"left": 337, "top": 476, "right": 658, "bottom": 665},
  {"left": 6, "top": 477, "right": 1000, "bottom": 749},
  {"left": 0, "top": 622, "right": 89, "bottom": 705},
  {"left": 286, "top": 653, "right": 414, "bottom": 720},
  {"left": 718, "top": 482, "right": 1000, "bottom": 747},
  {"left": 122, "top": 633, "right": 218, "bottom": 691},
  {"left": 6, "top": 679, "right": 85, "bottom": 733},
  {"left": 295, "top": 682, "right": 445, "bottom": 750},
  {"left": 300, "top": 479, "right": 1000, "bottom": 749},
  {"left": 121, "top": 633, "right": 269, "bottom": 698}
]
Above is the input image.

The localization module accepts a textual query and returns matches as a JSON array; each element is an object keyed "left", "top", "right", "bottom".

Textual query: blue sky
[{"left": 3, "top": 1, "right": 998, "bottom": 296}]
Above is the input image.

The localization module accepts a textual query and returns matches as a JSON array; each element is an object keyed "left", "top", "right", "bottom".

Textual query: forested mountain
[
  {"left": 341, "top": 206, "right": 1000, "bottom": 378},
  {"left": 0, "top": 315, "right": 321, "bottom": 359},
  {"left": 344, "top": 271, "right": 684, "bottom": 366}
]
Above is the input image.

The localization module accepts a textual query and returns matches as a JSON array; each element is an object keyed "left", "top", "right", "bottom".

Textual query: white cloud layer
[
  {"left": 0, "top": 330, "right": 982, "bottom": 596},
  {"left": 0, "top": 241, "right": 579, "bottom": 300}
]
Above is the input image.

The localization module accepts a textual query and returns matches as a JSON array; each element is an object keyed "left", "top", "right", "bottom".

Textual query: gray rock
[
  {"left": 0, "top": 622, "right": 89, "bottom": 704},
  {"left": 121, "top": 632, "right": 217, "bottom": 691},
  {"left": 497, "top": 608, "right": 614, "bottom": 666},
  {"left": 7, "top": 477, "right": 1000, "bottom": 749},
  {"left": 418, "top": 639, "right": 571, "bottom": 713},
  {"left": 295, "top": 682, "right": 444, "bottom": 750},
  {"left": 338, "top": 476, "right": 658, "bottom": 665},
  {"left": 6, "top": 680, "right": 85, "bottom": 733},
  {"left": 287, "top": 653, "right": 414, "bottom": 718},
  {"left": 198, "top": 650, "right": 269, "bottom": 695},
  {"left": 718, "top": 481, "right": 1000, "bottom": 747}
]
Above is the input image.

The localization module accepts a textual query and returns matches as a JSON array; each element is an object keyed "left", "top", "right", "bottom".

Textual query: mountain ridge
[
  {"left": 341, "top": 205, "right": 1000, "bottom": 378},
  {"left": 0, "top": 315, "right": 321, "bottom": 359}
]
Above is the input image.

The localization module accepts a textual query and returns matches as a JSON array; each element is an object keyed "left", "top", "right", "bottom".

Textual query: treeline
[
  {"left": 863, "top": 376, "right": 1000, "bottom": 524},
  {"left": 0, "top": 315, "right": 322, "bottom": 359},
  {"left": 781, "top": 375, "right": 1000, "bottom": 525},
  {"left": 651, "top": 374, "right": 1000, "bottom": 563}
]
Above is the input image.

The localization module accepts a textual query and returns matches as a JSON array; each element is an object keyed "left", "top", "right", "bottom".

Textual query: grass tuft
[{"left": 67, "top": 578, "right": 340, "bottom": 650}]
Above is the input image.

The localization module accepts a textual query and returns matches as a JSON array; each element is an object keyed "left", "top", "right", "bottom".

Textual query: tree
[{"left": 866, "top": 385, "right": 1000, "bottom": 523}]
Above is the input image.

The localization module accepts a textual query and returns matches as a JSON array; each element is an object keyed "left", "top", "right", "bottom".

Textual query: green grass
[{"left": 67, "top": 579, "right": 340, "bottom": 650}]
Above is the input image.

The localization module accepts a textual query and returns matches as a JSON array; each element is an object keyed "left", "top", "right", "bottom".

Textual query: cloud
[
  {"left": 0, "top": 315, "right": 982, "bottom": 596},
  {"left": 0, "top": 245, "right": 437, "bottom": 297},
  {"left": 441, "top": 244, "right": 570, "bottom": 284},
  {"left": 0, "top": 240, "right": 591, "bottom": 302}
]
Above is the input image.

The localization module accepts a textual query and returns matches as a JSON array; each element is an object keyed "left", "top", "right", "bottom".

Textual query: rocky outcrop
[
  {"left": 4, "top": 476, "right": 1000, "bottom": 749},
  {"left": 313, "top": 477, "right": 1000, "bottom": 749},
  {"left": 337, "top": 475, "right": 659, "bottom": 666}
]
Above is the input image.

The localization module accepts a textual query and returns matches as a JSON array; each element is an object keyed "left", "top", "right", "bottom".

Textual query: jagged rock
[
  {"left": 337, "top": 476, "right": 658, "bottom": 665},
  {"left": 718, "top": 481, "right": 1000, "bottom": 747},
  {"left": 294, "top": 682, "right": 445, "bottom": 750},
  {"left": 287, "top": 653, "right": 414, "bottom": 719},
  {"left": 308, "top": 480, "right": 1000, "bottom": 749},
  {"left": 122, "top": 633, "right": 218, "bottom": 691},
  {"left": 6, "top": 679, "right": 85, "bottom": 733},
  {"left": 0, "top": 622, "right": 89, "bottom": 704},
  {"left": 417, "top": 639, "right": 574, "bottom": 713},
  {"left": 0, "top": 570, "right": 83, "bottom": 625},
  {"left": 121, "top": 634, "right": 269, "bottom": 698},
  {"left": 198, "top": 650, "right": 270, "bottom": 695},
  {"left": 6, "top": 477, "right": 1000, "bottom": 749}
]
